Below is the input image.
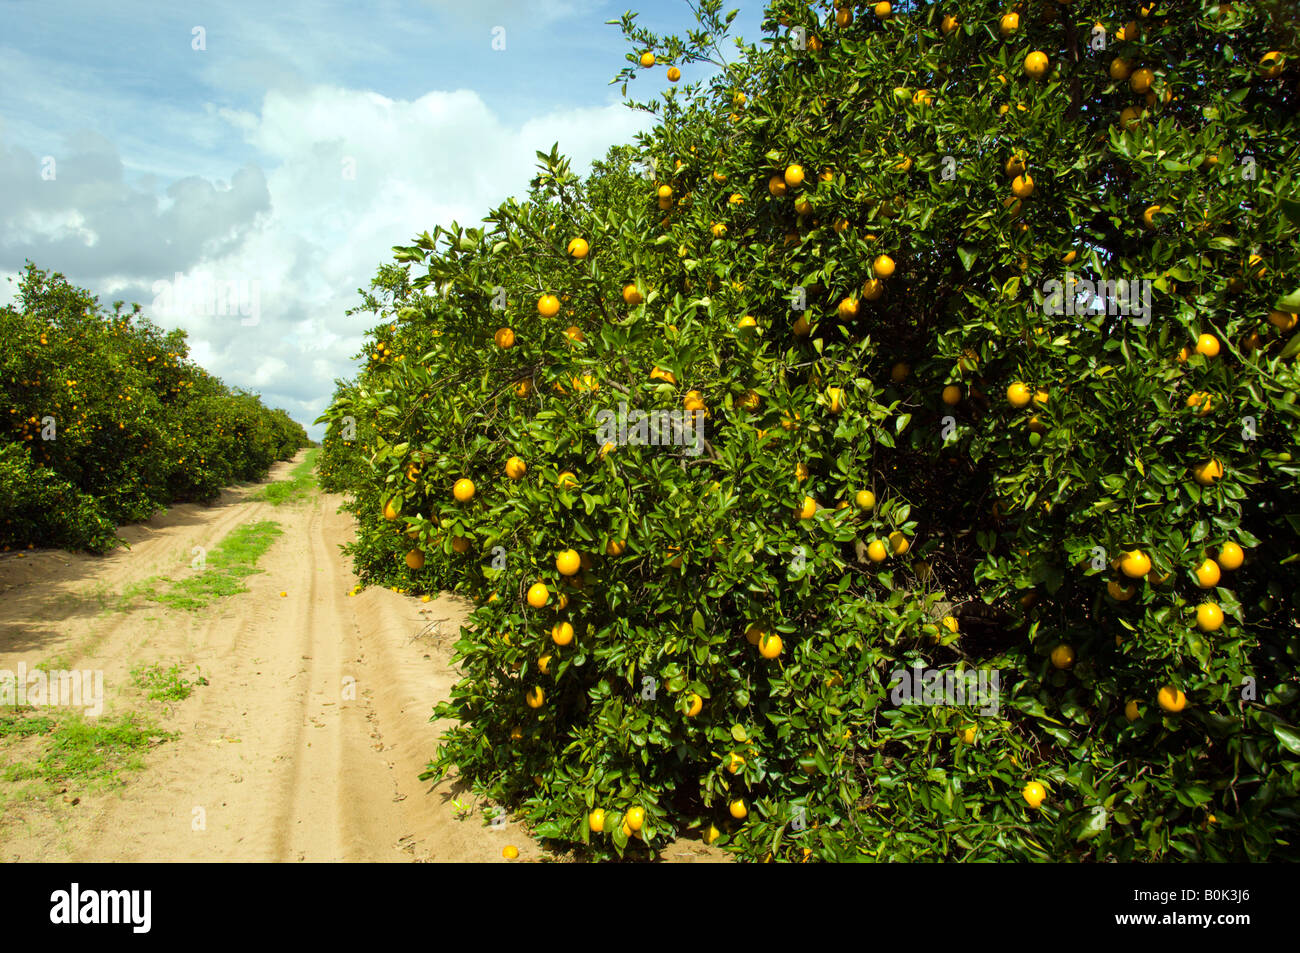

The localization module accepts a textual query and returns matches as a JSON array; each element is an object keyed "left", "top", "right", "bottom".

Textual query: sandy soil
[{"left": 0, "top": 452, "right": 724, "bottom": 863}]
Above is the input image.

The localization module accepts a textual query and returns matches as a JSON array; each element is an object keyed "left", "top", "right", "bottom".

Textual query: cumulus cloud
[{"left": 1, "top": 82, "right": 651, "bottom": 438}]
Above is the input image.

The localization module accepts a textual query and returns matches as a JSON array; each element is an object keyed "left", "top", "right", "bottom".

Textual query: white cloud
[{"left": 2, "top": 80, "right": 651, "bottom": 440}]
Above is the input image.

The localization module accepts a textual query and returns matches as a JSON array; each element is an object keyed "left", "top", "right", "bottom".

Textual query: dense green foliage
[
  {"left": 321, "top": 0, "right": 1300, "bottom": 861},
  {"left": 2, "top": 264, "right": 309, "bottom": 552}
]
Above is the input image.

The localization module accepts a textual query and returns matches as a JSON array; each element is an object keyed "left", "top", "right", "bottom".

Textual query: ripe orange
[
  {"left": 960, "top": 727, "right": 976, "bottom": 744},
  {"left": 526, "top": 583, "right": 549, "bottom": 608},
  {"left": 862, "top": 278, "right": 884, "bottom": 300},
  {"left": 684, "top": 692, "right": 703, "bottom": 716},
  {"left": 837, "top": 297, "right": 859, "bottom": 319},
  {"left": 758, "top": 632, "right": 783, "bottom": 659},
  {"left": 745, "top": 624, "right": 765, "bottom": 645},
  {"left": 1011, "top": 174, "right": 1035, "bottom": 198},
  {"left": 1194, "top": 558, "right": 1221, "bottom": 589},
  {"left": 999, "top": 12, "right": 1018, "bottom": 36},
  {"left": 1109, "top": 57, "right": 1132, "bottom": 81},
  {"left": 525, "top": 686, "right": 544, "bottom": 708},
  {"left": 537, "top": 294, "right": 560, "bottom": 317},
  {"left": 873, "top": 254, "right": 896, "bottom": 278},
  {"left": 622, "top": 283, "right": 644, "bottom": 305},
  {"left": 710, "top": 221, "right": 726, "bottom": 238},
  {"left": 538, "top": 654, "right": 551, "bottom": 674},
  {"left": 827, "top": 386, "right": 845, "bottom": 413},
  {"left": 866, "top": 539, "right": 888, "bottom": 562},
  {"left": 383, "top": 499, "right": 400, "bottom": 521},
  {"left": 890, "top": 361, "right": 910, "bottom": 383},
  {"left": 405, "top": 550, "right": 425, "bottom": 570},
  {"left": 1259, "top": 51, "right": 1283, "bottom": 79},
  {"left": 557, "top": 470, "right": 578, "bottom": 489},
  {"left": 1193, "top": 458, "right": 1223, "bottom": 486},
  {"left": 855, "top": 490, "right": 876, "bottom": 511},
  {"left": 796, "top": 496, "right": 817, "bottom": 520},
  {"left": 588, "top": 809, "right": 605, "bottom": 833},
  {"left": 725, "top": 752, "right": 744, "bottom": 774},
  {"left": 605, "top": 539, "right": 626, "bottom": 556},
  {"left": 502, "top": 845, "right": 519, "bottom": 859},
  {"left": 555, "top": 549, "right": 581, "bottom": 576},
  {"left": 1024, "top": 51, "right": 1048, "bottom": 79},
  {"left": 453, "top": 478, "right": 475, "bottom": 502},
  {"left": 639, "top": 51, "right": 655, "bottom": 68},
  {"left": 566, "top": 237, "right": 589, "bottom": 258},
  {"left": 505, "top": 456, "right": 527, "bottom": 480},
  {"left": 1186, "top": 391, "right": 1214, "bottom": 416},
  {"left": 1125, "top": 700, "right": 1140, "bottom": 722},
  {"left": 1007, "top": 382, "right": 1032, "bottom": 407},
  {"left": 767, "top": 174, "right": 787, "bottom": 197},
  {"left": 451, "top": 536, "right": 471, "bottom": 554},
  {"left": 795, "top": 462, "right": 809, "bottom": 482},
  {"left": 1195, "top": 602, "right": 1224, "bottom": 632},
  {"left": 1267, "top": 310, "right": 1298, "bottom": 332},
  {"left": 1217, "top": 541, "right": 1244, "bottom": 570},
  {"left": 888, "top": 531, "right": 909, "bottom": 556},
  {"left": 1130, "top": 67, "right": 1154, "bottom": 93},
  {"left": 1157, "top": 686, "right": 1187, "bottom": 713},
  {"left": 1119, "top": 549, "right": 1151, "bottom": 578},
  {"left": 941, "top": 14, "right": 958, "bottom": 34},
  {"left": 1107, "top": 578, "right": 1136, "bottom": 601},
  {"left": 551, "top": 621, "right": 574, "bottom": 646},
  {"left": 942, "top": 384, "right": 962, "bottom": 405},
  {"left": 784, "top": 164, "right": 804, "bottom": 188},
  {"left": 1195, "top": 333, "right": 1220, "bottom": 357},
  {"left": 667, "top": 66, "right": 681, "bottom": 82},
  {"left": 1050, "top": 644, "right": 1075, "bottom": 669},
  {"left": 729, "top": 799, "right": 748, "bottom": 820},
  {"left": 626, "top": 806, "right": 645, "bottom": 831},
  {"left": 1022, "top": 781, "right": 1045, "bottom": 809}
]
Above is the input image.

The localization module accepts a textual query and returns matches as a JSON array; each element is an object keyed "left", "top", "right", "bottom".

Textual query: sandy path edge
[{"left": 0, "top": 452, "right": 726, "bottom": 863}]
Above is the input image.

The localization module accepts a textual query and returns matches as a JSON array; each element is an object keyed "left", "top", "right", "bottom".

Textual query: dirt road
[
  {"left": 0, "top": 453, "right": 540, "bottom": 862},
  {"left": 0, "top": 453, "right": 723, "bottom": 863}
]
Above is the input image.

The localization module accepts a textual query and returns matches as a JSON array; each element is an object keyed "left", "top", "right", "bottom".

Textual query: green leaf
[
  {"left": 1077, "top": 806, "right": 1107, "bottom": 841},
  {"left": 1273, "top": 724, "right": 1300, "bottom": 757},
  {"left": 1274, "top": 288, "right": 1300, "bottom": 312},
  {"left": 1280, "top": 197, "right": 1300, "bottom": 229}
]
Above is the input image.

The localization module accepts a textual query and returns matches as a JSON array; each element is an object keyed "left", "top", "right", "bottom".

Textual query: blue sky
[{"left": 0, "top": 0, "right": 768, "bottom": 438}]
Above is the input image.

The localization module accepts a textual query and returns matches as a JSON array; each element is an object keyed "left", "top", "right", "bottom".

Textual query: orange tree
[
  {"left": 322, "top": 0, "right": 1300, "bottom": 860},
  {"left": 2, "top": 263, "right": 309, "bottom": 551}
]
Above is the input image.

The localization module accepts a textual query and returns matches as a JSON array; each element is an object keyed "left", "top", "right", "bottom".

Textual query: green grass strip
[
  {"left": 153, "top": 520, "right": 283, "bottom": 610},
  {"left": 0, "top": 710, "right": 170, "bottom": 794},
  {"left": 248, "top": 447, "right": 319, "bottom": 505}
]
